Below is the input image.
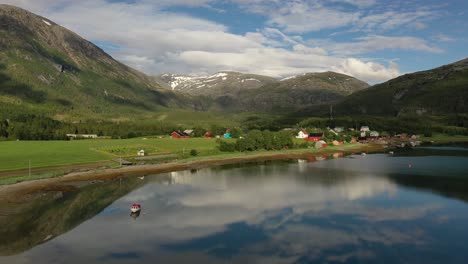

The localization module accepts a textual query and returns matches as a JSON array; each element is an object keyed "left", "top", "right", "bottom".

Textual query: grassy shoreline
[
  {"left": 0, "top": 143, "right": 384, "bottom": 200},
  {"left": 0, "top": 135, "right": 467, "bottom": 188}
]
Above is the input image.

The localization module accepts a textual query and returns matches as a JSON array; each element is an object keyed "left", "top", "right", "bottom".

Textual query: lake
[{"left": 1, "top": 145, "right": 468, "bottom": 263}]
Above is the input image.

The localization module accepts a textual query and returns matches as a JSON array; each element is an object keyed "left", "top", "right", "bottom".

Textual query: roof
[{"left": 172, "top": 131, "right": 190, "bottom": 137}]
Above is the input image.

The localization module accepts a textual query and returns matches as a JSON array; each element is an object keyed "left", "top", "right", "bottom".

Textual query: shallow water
[{"left": 1, "top": 146, "right": 468, "bottom": 263}]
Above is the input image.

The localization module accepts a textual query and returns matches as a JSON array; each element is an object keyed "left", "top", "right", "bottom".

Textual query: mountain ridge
[
  {"left": 156, "top": 70, "right": 369, "bottom": 112},
  {"left": 0, "top": 4, "right": 209, "bottom": 121},
  {"left": 335, "top": 58, "right": 468, "bottom": 116}
]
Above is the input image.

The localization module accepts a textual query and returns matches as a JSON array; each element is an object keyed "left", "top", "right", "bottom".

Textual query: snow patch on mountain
[{"left": 280, "top": 75, "right": 297, "bottom": 81}]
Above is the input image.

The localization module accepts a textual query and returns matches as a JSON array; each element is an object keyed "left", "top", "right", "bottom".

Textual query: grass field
[
  {"left": 1, "top": 134, "right": 467, "bottom": 173},
  {"left": 0, "top": 137, "right": 222, "bottom": 171}
]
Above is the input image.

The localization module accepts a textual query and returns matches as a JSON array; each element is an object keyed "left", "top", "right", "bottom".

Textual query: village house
[
  {"left": 296, "top": 130, "right": 308, "bottom": 139},
  {"left": 183, "top": 129, "right": 194, "bottom": 136},
  {"left": 305, "top": 133, "right": 323, "bottom": 142},
  {"left": 137, "top": 149, "right": 146, "bottom": 156},
  {"left": 334, "top": 127, "right": 344, "bottom": 133},
  {"left": 332, "top": 140, "right": 343, "bottom": 146},
  {"left": 315, "top": 140, "right": 327, "bottom": 149},
  {"left": 223, "top": 131, "right": 232, "bottom": 139},
  {"left": 171, "top": 131, "right": 190, "bottom": 139},
  {"left": 369, "top": 131, "right": 380, "bottom": 138},
  {"left": 359, "top": 126, "right": 370, "bottom": 137},
  {"left": 204, "top": 132, "right": 213, "bottom": 138}
]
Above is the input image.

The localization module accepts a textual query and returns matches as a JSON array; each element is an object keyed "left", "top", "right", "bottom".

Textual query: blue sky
[{"left": 2, "top": 0, "right": 467, "bottom": 83}]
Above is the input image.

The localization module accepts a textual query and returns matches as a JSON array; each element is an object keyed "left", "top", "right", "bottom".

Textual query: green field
[{"left": 0, "top": 137, "right": 222, "bottom": 171}]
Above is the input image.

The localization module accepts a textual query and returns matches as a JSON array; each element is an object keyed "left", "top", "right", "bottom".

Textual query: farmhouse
[
  {"left": 305, "top": 133, "right": 323, "bottom": 142},
  {"left": 369, "top": 131, "right": 380, "bottom": 138},
  {"left": 137, "top": 149, "right": 146, "bottom": 156},
  {"left": 334, "top": 127, "right": 344, "bottom": 133},
  {"left": 360, "top": 126, "right": 370, "bottom": 132},
  {"left": 296, "top": 130, "right": 308, "bottom": 139},
  {"left": 204, "top": 132, "right": 213, "bottom": 138},
  {"left": 315, "top": 140, "right": 327, "bottom": 149},
  {"left": 183, "top": 129, "right": 194, "bottom": 136},
  {"left": 171, "top": 131, "right": 190, "bottom": 139}
]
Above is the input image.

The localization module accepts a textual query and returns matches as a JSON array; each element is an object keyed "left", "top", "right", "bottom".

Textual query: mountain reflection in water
[{"left": 1, "top": 147, "right": 468, "bottom": 263}]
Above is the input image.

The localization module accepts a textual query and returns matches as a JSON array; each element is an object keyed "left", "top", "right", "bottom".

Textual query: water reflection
[{"left": 1, "top": 148, "right": 468, "bottom": 263}]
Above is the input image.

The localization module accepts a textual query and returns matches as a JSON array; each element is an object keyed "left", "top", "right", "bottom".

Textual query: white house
[
  {"left": 360, "top": 126, "right": 370, "bottom": 132},
  {"left": 334, "top": 127, "right": 344, "bottom": 133},
  {"left": 296, "top": 130, "right": 308, "bottom": 139},
  {"left": 315, "top": 140, "right": 327, "bottom": 149},
  {"left": 137, "top": 149, "right": 146, "bottom": 156},
  {"left": 183, "top": 129, "right": 194, "bottom": 135},
  {"left": 370, "top": 131, "right": 380, "bottom": 137}
]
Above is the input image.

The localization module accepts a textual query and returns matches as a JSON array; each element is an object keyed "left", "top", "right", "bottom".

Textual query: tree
[
  {"left": 247, "top": 130, "right": 264, "bottom": 150},
  {"left": 192, "top": 127, "right": 206, "bottom": 137},
  {"left": 210, "top": 124, "right": 226, "bottom": 136},
  {"left": 230, "top": 127, "right": 242, "bottom": 138}
]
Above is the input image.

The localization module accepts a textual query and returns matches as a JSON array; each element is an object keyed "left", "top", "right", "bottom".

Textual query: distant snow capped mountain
[
  {"left": 155, "top": 71, "right": 277, "bottom": 97},
  {"left": 155, "top": 71, "right": 370, "bottom": 112}
]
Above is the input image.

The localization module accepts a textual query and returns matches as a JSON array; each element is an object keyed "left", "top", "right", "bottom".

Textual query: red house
[
  {"left": 305, "top": 133, "right": 323, "bottom": 142},
  {"left": 171, "top": 131, "right": 190, "bottom": 139},
  {"left": 204, "top": 132, "right": 213, "bottom": 138}
]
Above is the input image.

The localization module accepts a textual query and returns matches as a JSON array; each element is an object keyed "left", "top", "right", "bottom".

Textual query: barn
[{"left": 171, "top": 131, "right": 190, "bottom": 139}]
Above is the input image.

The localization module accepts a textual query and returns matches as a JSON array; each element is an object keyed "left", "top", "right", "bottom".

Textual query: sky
[{"left": 1, "top": 0, "right": 467, "bottom": 83}]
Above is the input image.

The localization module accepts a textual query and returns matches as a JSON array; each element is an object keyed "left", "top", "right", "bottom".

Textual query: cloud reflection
[{"left": 3, "top": 159, "right": 450, "bottom": 263}]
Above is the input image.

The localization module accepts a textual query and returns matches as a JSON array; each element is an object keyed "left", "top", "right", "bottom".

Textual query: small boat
[{"left": 131, "top": 204, "right": 141, "bottom": 213}]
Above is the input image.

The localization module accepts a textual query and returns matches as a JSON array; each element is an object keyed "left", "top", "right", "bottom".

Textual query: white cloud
[
  {"left": 332, "top": 58, "right": 400, "bottom": 83},
  {"left": 174, "top": 47, "right": 400, "bottom": 82},
  {"left": 329, "top": 0, "right": 377, "bottom": 7},
  {"left": 266, "top": 1, "right": 361, "bottom": 33},
  {"left": 433, "top": 33, "right": 456, "bottom": 42},
  {"left": 325, "top": 35, "right": 444, "bottom": 55},
  {"left": 356, "top": 10, "right": 434, "bottom": 32},
  {"left": 1, "top": 0, "right": 448, "bottom": 83}
]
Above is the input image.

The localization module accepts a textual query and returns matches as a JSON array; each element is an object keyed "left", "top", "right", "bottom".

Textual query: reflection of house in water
[
  {"left": 332, "top": 152, "right": 344, "bottom": 159},
  {"left": 315, "top": 154, "right": 328, "bottom": 161},
  {"left": 297, "top": 159, "right": 308, "bottom": 172}
]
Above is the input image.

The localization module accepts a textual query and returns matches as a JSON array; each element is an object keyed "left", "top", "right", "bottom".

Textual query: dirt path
[{"left": 0, "top": 144, "right": 383, "bottom": 202}]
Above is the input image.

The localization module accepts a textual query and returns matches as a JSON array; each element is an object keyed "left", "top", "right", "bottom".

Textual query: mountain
[
  {"left": 155, "top": 71, "right": 277, "bottom": 97},
  {"left": 233, "top": 71, "right": 369, "bottom": 112},
  {"left": 158, "top": 71, "right": 369, "bottom": 112},
  {"left": 0, "top": 4, "right": 205, "bottom": 121},
  {"left": 336, "top": 58, "right": 468, "bottom": 116}
]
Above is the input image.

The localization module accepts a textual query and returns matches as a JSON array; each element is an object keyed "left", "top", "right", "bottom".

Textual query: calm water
[{"left": 1, "top": 145, "right": 468, "bottom": 263}]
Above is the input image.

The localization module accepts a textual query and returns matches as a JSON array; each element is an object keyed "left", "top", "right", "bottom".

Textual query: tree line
[{"left": 218, "top": 130, "right": 294, "bottom": 152}]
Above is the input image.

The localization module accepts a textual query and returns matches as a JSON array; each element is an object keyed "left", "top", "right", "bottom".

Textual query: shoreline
[{"left": 0, "top": 143, "right": 383, "bottom": 200}]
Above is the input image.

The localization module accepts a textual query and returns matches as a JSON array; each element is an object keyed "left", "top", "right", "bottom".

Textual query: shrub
[{"left": 190, "top": 149, "right": 198, "bottom": 156}]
